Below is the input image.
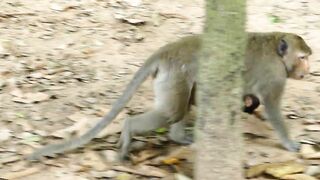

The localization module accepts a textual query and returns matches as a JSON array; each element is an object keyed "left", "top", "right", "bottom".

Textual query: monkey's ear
[{"left": 277, "top": 39, "right": 288, "bottom": 57}]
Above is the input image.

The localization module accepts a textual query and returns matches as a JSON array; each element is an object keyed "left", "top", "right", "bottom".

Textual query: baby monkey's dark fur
[{"left": 242, "top": 94, "right": 260, "bottom": 114}]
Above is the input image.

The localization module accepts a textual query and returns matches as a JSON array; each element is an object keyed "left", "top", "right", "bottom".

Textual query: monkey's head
[
  {"left": 277, "top": 33, "right": 312, "bottom": 80},
  {"left": 242, "top": 94, "right": 260, "bottom": 114}
]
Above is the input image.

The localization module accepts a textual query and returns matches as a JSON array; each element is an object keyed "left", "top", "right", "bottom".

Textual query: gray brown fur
[{"left": 27, "top": 32, "right": 312, "bottom": 161}]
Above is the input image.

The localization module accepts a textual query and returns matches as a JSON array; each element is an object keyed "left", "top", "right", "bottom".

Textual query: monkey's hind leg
[
  {"left": 169, "top": 115, "right": 193, "bottom": 145},
  {"left": 118, "top": 66, "right": 193, "bottom": 160},
  {"left": 118, "top": 110, "right": 169, "bottom": 160}
]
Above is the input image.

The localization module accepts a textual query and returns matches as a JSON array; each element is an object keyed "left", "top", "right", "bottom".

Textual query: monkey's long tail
[{"left": 27, "top": 56, "right": 157, "bottom": 161}]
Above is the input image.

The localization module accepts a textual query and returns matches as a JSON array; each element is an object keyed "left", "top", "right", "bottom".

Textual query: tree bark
[{"left": 195, "top": 0, "right": 246, "bottom": 179}]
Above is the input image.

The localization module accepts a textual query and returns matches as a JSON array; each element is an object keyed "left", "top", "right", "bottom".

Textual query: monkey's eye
[{"left": 299, "top": 56, "right": 306, "bottom": 60}]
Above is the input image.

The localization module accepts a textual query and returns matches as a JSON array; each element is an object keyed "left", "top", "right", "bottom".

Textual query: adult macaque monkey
[
  {"left": 27, "top": 32, "right": 312, "bottom": 161},
  {"left": 243, "top": 32, "right": 312, "bottom": 151},
  {"left": 28, "top": 35, "right": 200, "bottom": 161}
]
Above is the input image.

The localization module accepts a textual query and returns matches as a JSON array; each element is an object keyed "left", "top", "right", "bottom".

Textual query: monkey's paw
[
  {"left": 170, "top": 135, "right": 193, "bottom": 145},
  {"left": 283, "top": 140, "right": 300, "bottom": 152}
]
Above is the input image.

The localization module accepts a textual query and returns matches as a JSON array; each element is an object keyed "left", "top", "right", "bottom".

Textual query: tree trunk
[{"left": 195, "top": 0, "right": 246, "bottom": 179}]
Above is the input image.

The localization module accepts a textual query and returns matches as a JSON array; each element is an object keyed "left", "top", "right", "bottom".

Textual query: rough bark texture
[{"left": 195, "top": 0, "right": 246, "bottom": 179}]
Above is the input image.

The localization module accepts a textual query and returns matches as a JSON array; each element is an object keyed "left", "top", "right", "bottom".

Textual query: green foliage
[
  {"left": 155, "top": 127, "right": 168, "bottom": 134},
  {"left": 15, "top": 112, "right": 25, "bottom": 118},
  {"left": 268, "top": 14, "right": 282, "bottom": 23}
]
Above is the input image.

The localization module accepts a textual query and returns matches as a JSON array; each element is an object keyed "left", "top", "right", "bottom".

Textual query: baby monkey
[
  {"left": 243, "top": 94, "right": 260, "bottom": 114},
  {"left": 27, "top": 32, "right": 312, "bottom": 161}
]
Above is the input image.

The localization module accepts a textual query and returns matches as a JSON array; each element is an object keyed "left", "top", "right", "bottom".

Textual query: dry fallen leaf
[
  {"left": 49, "top": 2, "right": 78, "bottom": 12},
  {"left": 281, "top": 173, "right": 317, "bottom": 180},
  {"left": 0, "top": 165, "right": 44, "bottom": 179},
  {"left": 286, "top": 112, "right": 302, "bottom": 119},
  {"left": 305, "top": 165, "right": 320, "bottom": 176},
  {"left": 114, "top": 14, "right": 146, "bottom": 25},
  {"left": 67, "top": 112, "right": 88, "bottom": 122},
  {"left": 91, "top": 170, "right": 118, "bottom": 178},
  {"left": 112, "top": 165, "right": 168, "bottom": 178},
  {"left": 123, "top": 0, "right": 141, "bottom": 7},
  {"left": 50, "top": 3, "right": 65, "bottom": 11},
  {"left": 79, "top": 151, "right": 109, "bottom": 171},
  {"left": 12, "top": 97, "right": 32, "bottom": 104},
  {"left": 302, "top": 152, "right": 320, "bottom": 159},
  {"left": 155, "top": 147, "right": 193, "bottom": 165},
  {"left": 0, "top": 40, "right": 11, "bottom": 55},
  {"left": 10, "top": 88, "right": 23, "bottom": 97},
  {"left": 18, "top": 132, "right": 42, "bottom": 147},
  {"left": 0, "top": 128, "right": 12, "bottom": 142},
  {"left": 131, "top": 149, "right": 162, "bottom": 164},
  {"left": 174, "top": 173, "right": 192, "bottom": 180},
  {"left": 310, "top": 71, "right": 320, "bottom": 76},
  {"left": 162, "top": 157, "right": 180, "bottom": 165},
  {"left": 135, "top": 165, "right": 168, "bottom": 178},
  {"left": 305, "top": 124, "right": 320, "bottom": 131},
  {"left": 9, "top": 160, "right": 28, "bottom": 172},
  {"left": 265, "top": 161, "right": 305, "bottom": 178},
  {"left": 300, "top": 144, "right": 320, "bottom": 159},
  {"left": 303, "top": 119, "right": 319, "bottom": 124},
  {"left": 12, "top": 92, "right": 50, "bottom": 104},
  {"left": 0, "top": 155, "right": 20, "bottom": 164},
  {"left": 101, "top": 150, "right": 119, "bottom": 163},
  {"left": 246, "top": 161, "right": 306, "bottom": 179},
  {"left": 50, "top": 113, "right": 90, "bottom": 138},
  {"left": 116, "top": 173, "right": 133, "bottom": 180},
  {"left": 98, "top": 118, "right": 123, "bottom": 138},
  {"left": 15, "top": 119, "right": 33, "bottom": 131},
  {"left": 300, "top": 144, "right": 317, "bottom": 154},
  {"left": 246, "top": 163, "right": 272, "bottom": 178},
  {"left": 0, "top": 40, "right": 19, "bottom": 56}
]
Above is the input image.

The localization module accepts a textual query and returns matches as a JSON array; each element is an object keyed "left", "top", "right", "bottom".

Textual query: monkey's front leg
[{"left": 264, "top": 98, "right": 300, "bottom": 152}]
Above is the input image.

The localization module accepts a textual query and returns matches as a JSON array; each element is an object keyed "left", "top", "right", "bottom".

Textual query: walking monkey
[
  {"left": 27, "top": 32, "right": 312, "bottom": 161},
  {"left": 242, "top": 32, "right": 311, "bottom": 151}
]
